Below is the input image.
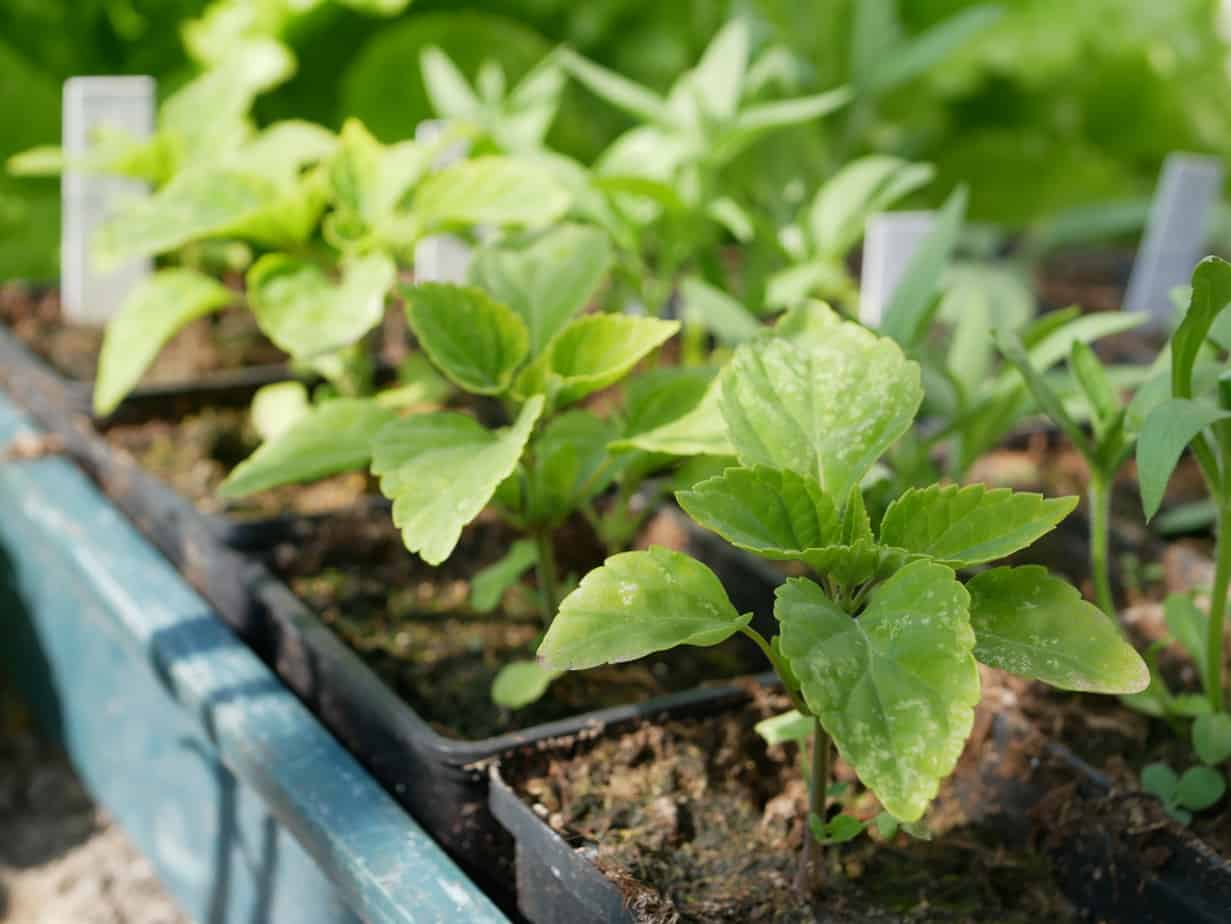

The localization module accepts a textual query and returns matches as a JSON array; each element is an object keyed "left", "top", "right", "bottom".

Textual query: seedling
[
  {"left": 1141, "top": 762, "right": 1226, "bottom": 825},
  {"left": 539, "top": 302, "right": 1147, "bottom": 891}
]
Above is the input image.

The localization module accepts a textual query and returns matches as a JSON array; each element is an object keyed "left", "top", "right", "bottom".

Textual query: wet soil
[
  {"left": 503, "top": 680, "right": 1082, "bottom": 923},
  {"left": 0, "top": 282, "right": 282, "bottom": 385}
]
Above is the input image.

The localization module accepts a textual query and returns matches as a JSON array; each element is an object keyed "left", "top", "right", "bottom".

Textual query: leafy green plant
[
  {"left": 537, "top": 302, "right": 1146, "bottom": 888},
  {"left": 1141, "top": 761, "right": 1226, "bottom": 825}
]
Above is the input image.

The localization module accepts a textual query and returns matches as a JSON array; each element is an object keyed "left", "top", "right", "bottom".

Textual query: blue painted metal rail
[{"left": 0, "top": 390, "right": 509, "bottom": 924}]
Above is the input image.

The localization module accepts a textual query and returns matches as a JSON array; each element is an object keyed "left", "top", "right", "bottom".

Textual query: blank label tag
[
  {"left": 1124, "top": 153, "right": 1223, "bottom": 325},
  {"left": 859, "top": 212, "right": 934, "bottom": 327},
  {"left": 413, "top": 120, "right": 471, "bottom": 284},
  {"left": 62, "top": 76, "right": 154, "bottom": 325}
]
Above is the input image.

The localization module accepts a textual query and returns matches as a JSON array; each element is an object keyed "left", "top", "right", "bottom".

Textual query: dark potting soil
[
  {"left": 0, "top": 281, "right": 282, "bottom": 384},
  {"left": 264, "top": 506, "right": 765, "bottom": 741},
  {"left": 503, "top": 679, "right": 1083, "bottom": 923}
]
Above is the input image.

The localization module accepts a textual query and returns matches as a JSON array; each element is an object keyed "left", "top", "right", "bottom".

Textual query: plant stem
[
  {"left": 797, "top": 719, "right": 831, "bottom": 895},
  {"left": 1207, "top": 503, "right": 1231, "bottom": 712},
  {"left": 534, "top": 528, "right": 560, "bottom": 630},
  {"left": 1088, "top": 470, "right": 1116, "bottom": 618}
]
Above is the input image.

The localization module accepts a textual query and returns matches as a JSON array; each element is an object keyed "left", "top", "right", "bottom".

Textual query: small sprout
[{"left": 1142, "top": 762, "right": 1227, "bottom": 825}]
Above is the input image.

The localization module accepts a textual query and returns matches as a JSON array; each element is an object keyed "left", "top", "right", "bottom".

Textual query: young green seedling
[{"left": 538, "top": 302, "right": 1147, "bottom": 891}]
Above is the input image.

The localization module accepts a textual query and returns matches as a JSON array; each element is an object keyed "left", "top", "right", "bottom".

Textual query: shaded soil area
[
  {"left": 265, "top": 506, "right": 765, "bottom": 740},
  {"left": 0, "top": 282, "right": 281, "bottom": 385},
  {"left": 0, "top": 686, "right": 188, "bottom": 924},
  {"left": 503, "top": 679, "right": 1082, "bottom": 923}
]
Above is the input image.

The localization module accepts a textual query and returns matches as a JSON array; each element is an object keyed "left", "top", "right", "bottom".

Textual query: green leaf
[
  {"left": 331, "top": 118, "right": 433, "bottom": 230},
  {"left": 470, "top": 539, "right": 538, "bottom": 613},
  {"left": 1141, "top": 763, "right": 1179, "bottom": 802},
  {"left": 1173, "top": 257, "right": 1231, "bottom": 400},
  {"left": 754, "top": 709, "right": 813, "bottom": 747},
  {"left": 420, "top": 45, "right": 481, "bottom": 118},
  {"left": 220, "top": 399, "right": 396, "bottom": 498},
  {"left": 879, "top": 484, "right": 1077, "bottom": 568},
  {"left": 722, "top": 89, "right": 851, "bottom": 160},
  {"left": 538, "top": 547, "right": 751, "bottom": 670},
  {"left": 620, "top": 367, "right": 715, "bottom": 438},
  {"left": 469, "top": 223, "right": 612, "bottom": 357},
  {"left": 1137, "top": 398, "right": 1231, "bottom": 520},
  {"left": 1176, "top": 766, "right": 1226, "bottom": 811},
  {"left": 517, "top": 315, "right": 678, "bottom": 406},
  {"left": 720, "top": 329, "right": 922, "bottom": 502},
  {"left": 1194, "top": 714, "right": 1231, "bottom": 767},
  {"left": 677, "top": 466, "right": 840, "bottom": 561},
  {"left": 809, "top": 156, "right": 934, "bottom": 259},
  {"left": 1165, "top": 593, "right": 1209, "bottom": 689},
  {"left": 6, "top": 145, "right": 64, "bottom": 177},
  {"left": 879, "top": 185, "right": 967, "bottom": 348},
  {"left": 995, "top": 330, "right": 1092, "bottom": 458},
  {"left": 679, "top": 276, "right": 762, "bottom": 347},
  {"left": 521, "top": 411, "right": 617, "bottom": 526},
  {"left": 247, "top": 252, "right": 394, "bottom": 361},
  {"left": 800, "top": 542, "right": 915, "bottom": 586},
  {"left": 611, "top": 375, "right": 734, "bottom": 458},
  {"left": 93, "top": 269, "right": 234, "bottom": 415},
  {"left": 809, "top": 812, "right": 866, "bottom": 846},
  {"left": 372, "top": 396, "right": 545, "bottom": 565},
  {"left": 250, "top": 381, "right": 311, "bottom": 443},
  {"left": 403, "top": 283, "right": 529, "bottom": 395},
  {"left": 415, "top": 155, "right": 571, "bottom": 229},
  {"left": 776, "top": 563, "right": 979, "bottom": 822},
  {"left": 1070, "top": 340, "right": 1120, "bottom": 430},
  {"left": 839, "top": 486, "right": 873, "bottom": 546},
  {"left": 491, "top": 659, "right": 560, "bottom": 709},
  {"left": 865, "top": 5, "right": 1003, "bottom": 95},
  {"left": 556, "top": 48, "right": 667, "bottom": 125},
  {"left": 688, "top": 19, "right": 748, "bottom": 121},
  {"left": 967, "top": 566, "right": 1148, "bottom": 694}
]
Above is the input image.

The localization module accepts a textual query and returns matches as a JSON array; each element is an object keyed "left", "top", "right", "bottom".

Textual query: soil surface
[
  {"left": 267, "top": 506, "right": 766, "bottom": 740},
  {"left": 504, "top": 680, "right": 1082, "bottom": 923},
  {"left": 0, "top": 685, "right": 188, "bottom": 924},
  {"left": 0, "top": 282, "right": 281, "bottom": 385}
]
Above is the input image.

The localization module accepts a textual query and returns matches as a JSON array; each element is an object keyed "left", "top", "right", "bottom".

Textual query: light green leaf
[
  {"left": 722, "top": 88, "right": 851, "bottom": 160},
  {"left": 521, "top": 411, "right": 617, "bottom": 526},
  {"left": 469, "top": 223, "right": 612, "bottom": 357},
  {"left": 1137, "top": 398, "right": 1231, "bottom": 520},
  {"left": 678, "top": 465, "right": 839, "bottom": 560},
  {"left": 800, "top": 542, "right": 915, "bottom": 586},
  {"left": 879, "top": 185, "right": 967, "bottom": 348},
  {"left": 689, "top": 19, "right": 748, "bottom": 121},
  {"left": 810, "top": 156, "right": 934, "bottom": 259},
  {"left": 250, "top": 381, "right": 311, "bottom": 443},
  {"left": 720, "top": 328, "right": 922, "bottom": 502},
  {"left": 621, "top": 367, "right": 715, "bottom": 439},
  {"left": 237, "top": 120, "right": 336, "bottom": 183},
  {"left": 332, "top": 118, "right": 433, "bottom": 230},
  {"left": 967, "top": 566, "right": 1148, "bottom": 693},
  {"left": 470, "top": 539, "right": 538, "bottom": 613},
  {"left": 1165, "top": 593, "right": 1208, "bottom": 688},
  {"left": 372, "top": 396, "right": 544, "bottom": 564},
  {"left": 247, "top": 252, "right": 394, "bottom": 360},
  {"left": 611, "top": 375, "right": 734, "bottom": 457},
  {"left": 220, "top": 398, "right": 396, "bottom": 498},
  {"left": 777, "top": 563, "right": 979, "bottom": 821},
  {"left": 6, "top": 146, "right": 64, "bottom": 177},
  {"left": 93, "top": 269, "right": 234, "bottom": 415},
  {"left": 755, "top": 709, "right": 813, "bottom": 747},
  {"left": 995, "top": 330, "right": 1092, "bottom": 457},
  {"left": 538, "top": 547, "right": 750, "bottom": 670},
  {"left": 1173, "top": 256, "right": 1231, "bottom": 400},
  {"left": 420, "top": 45, "right": 481, "bottom": 119},
  {"left": 680, "top": 277, "right": 761, "bottom": 347},
  {"left": 415, "top": 155, "right": 571, "bottom": 230},
  {"left": 879, "top": 484, "right": 1077, "bottom": 568},
  {"left": 557, "top": 48, "right": 667, "bottom": 125},
  {"left": 840, "top": 486, "right": 873, "bottom": 546},
  {"left": 1194, "top": 714, "right": 1231, "bottom": 767},
  {"left": 491, "top": 659, "right": 560, "bottom": 709},
  {"left": 1176, "top": 766, "right": 1226, "bottom": 811},
  {"left": 403, "top": 283, "right": 529, "bottom": 395},
  {"left": 1070, "top": 340, "right": 1119, "bottom": 429},
  {"left": 518, "top": 315, "right": 677, "bottom": 406}
]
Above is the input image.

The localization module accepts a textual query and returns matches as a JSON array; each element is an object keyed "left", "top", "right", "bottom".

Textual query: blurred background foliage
[{"left": 4, "top": 0, "right": 1231, "bottom": 279}]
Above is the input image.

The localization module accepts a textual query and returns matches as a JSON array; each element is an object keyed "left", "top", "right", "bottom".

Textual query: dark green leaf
[{"left": 1137, "top": 398, "right": 1231, "bottom": 520}]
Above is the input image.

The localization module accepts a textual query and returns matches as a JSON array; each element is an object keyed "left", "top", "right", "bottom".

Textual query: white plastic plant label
[
  {"left": 413, "top": 120, "right": 472, "bottom": 284},
  {"left": 859, "top": 212, "right": 934, "bottom": 327},
  {"left": 62, "top": 76, "right": 154, "bottom": 325},
  {"left": 1124, "top": 152, "right": 1224, "bottom": 326}
]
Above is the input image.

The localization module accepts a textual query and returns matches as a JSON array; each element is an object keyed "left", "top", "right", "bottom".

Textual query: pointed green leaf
[
  {"left": 372, "top": 396, "right": 543, "bottom": 565},
  {"left": 689, "top": 19, "right": 748, "bottom": 121},
  {"left": 720, "top": 328, "right": 922, "bottom": 501},
  {"left": 1137, "top": 398, "right": 1231, "bottom": 520},
  {"left": 967, "top": 566, "right": 1148, "bottom": 694},
  {"left": 1070, "top": 340, "right": 1120, "bottom": 429},
  {"left": 415, "top": 155, "right": 571, "bottom": 230},
  {"left": 420, "top": 45, "right": 481, "bottom": 119},
  {"left": 538, "top": 547, "right": 750, "bottom": 670},
  {"left": 220, "top": 399, "right": 397, "bottom": 498},
  {"left": 1165, "top": 593, "right": 1209, "bottom": 689},
  {"left": 995, "top": 330, "right": 1092, "bottom": 457},
  {"left": 620, "top": 367, "right": 716, "bottom": 439},
  {"left": 1173, "top": 257, "right": 1231, "bottom": 400},
  {"left": 517, "top": 315, "right": 678, "bottom": 406},
  {"left": 247, "top": 252, "right": 395, "bottom": 360},
  {"left": 776, "top": 563, "right": 979, "bottom": 821},
  {"left": 840, "top": 486, "right": 874, "bottom": 546},
  {"left": 403, "top": 283, "right": 529, "bottom": 395},
  {"left": 722, "top": 88, "right": 851, "bottom": 160},
  {"left": 471, "top": 539, "right": 538, "bottom": 613},
  {"left": 755, "top": 709, "right": 813, "bottom": 747},
  {"left": 557, "top": 48, "right": 668, "bottom": 125},
  {"left": 679, "top": 277, "right": 761, "bottom": 347},
  {"left": 611, "top": 375, "right": 734, "bottom": 457},
  {"left": 521, "top": 411, "right": 617, "bottom": 526},
  {"left": 93, "top": 269, "right": 234, "bottom": 415},
  {"left": 809, "top": 156, "right": 934, "bottom": 260},
  {"left": 469, "top": 224, "right": 612, "bottom": 357},
  {"left": 491, "top": 659, "right": 561, "bottom": 709},
  {"left": 865, "top": 5, "right": 1002, "bottom": 94},
  {"left": 677, "top": 466, "right": 840, "bottom": 560},
  {"left": 802, "top": 542, "right": 915, "bottom": 586},
  {"left": 879, "top": 484, "right": 1078, "bottom": 568}
]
